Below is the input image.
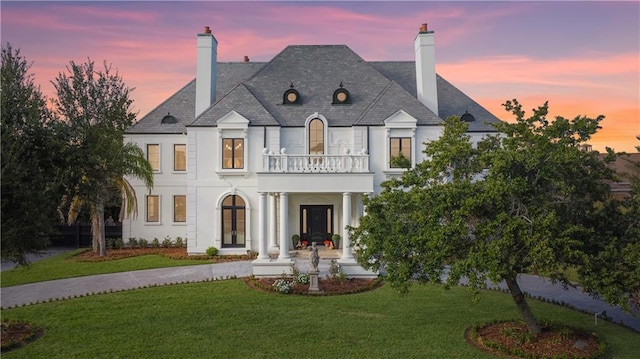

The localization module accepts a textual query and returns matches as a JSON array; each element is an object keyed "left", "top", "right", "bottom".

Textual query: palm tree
[{"left": 53, "top": 59, "right": 153, "bottom": 256}]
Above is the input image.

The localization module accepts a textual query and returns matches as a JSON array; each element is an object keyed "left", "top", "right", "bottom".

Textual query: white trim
[
  {"left": 384, "top": 110, "right": 417, "bottom": 170},
  {"left": 214, "top": 189, "right": 252, "bottom": 251}
]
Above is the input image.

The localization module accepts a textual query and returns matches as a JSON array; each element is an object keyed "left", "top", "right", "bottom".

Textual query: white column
[
  {"left": 268, "top": 193, "right": 278, "bottom": 251},
  {"left": 278, "top": 192, "right": 290, "bottom": 260},
  {"left": 257, "top": 192, "right": 268, "bottom": 259},
  {"left": 341, "top": 192, "right": 353, "bottom": 260}
]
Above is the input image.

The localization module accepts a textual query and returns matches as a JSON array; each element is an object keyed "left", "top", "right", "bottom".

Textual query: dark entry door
[{"left": 300, "top": 205, "right": 333, "bottom": 245}]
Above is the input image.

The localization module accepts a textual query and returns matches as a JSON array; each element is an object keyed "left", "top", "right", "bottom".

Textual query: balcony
[{"left": 262, "top": 151, "right": 369, "bottom": 173}]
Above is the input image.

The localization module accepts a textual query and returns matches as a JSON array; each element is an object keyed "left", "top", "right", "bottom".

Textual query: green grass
[
  {"left": 1, "top": 249, "right": 209, "bottom": 287},
  {"left": 2, "top": 280, "right": 638, "bottom": 358}
]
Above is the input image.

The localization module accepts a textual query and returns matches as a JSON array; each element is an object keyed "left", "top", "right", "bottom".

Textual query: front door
[
  {"left": 222, "top": 195, "right": 245, "bottom": 248},
  {"left": 300, "top": 205, "right": 333, "bottom": 245}
]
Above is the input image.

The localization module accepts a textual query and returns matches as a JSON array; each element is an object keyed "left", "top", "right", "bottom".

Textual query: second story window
[
  {"left": 390, "top": 137, "right": 411, "bottom": 168},
  {"left": 174, "top": 144, "right": 186, "bottom": 171},
  {"left": 309, "top": 118, "right": 324, "bottom": 155},
  {"left": 223, "top": 138, "right": 244, "bottom": 169},
  {"left": 147, "top": 144, "right": 160, "bottom": 171}
]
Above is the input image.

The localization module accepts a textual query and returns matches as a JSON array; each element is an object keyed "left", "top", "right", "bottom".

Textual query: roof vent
[
  {"left": 461, "top": 111, "right": 475, "bottom": 122},
  {"left": 161, "top": 113, "right": 178, "bottom": 124}
]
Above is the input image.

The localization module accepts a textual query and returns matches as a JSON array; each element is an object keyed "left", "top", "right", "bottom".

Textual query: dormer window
[
  {"left": 332, "top": 82, "right": 351, "bottom": 104},
  {"left": 461, "top": 111, "right": 475, "bottom": 122},
  {"left": 161, "top": 113, "right": 178, "bottom": 124},
  {"left": 283, "top": 82, "right": 300, "bottom": 105}
]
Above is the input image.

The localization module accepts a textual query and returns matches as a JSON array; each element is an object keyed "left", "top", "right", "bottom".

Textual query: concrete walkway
[{"left": 2, "top": 250, "right": 639, "bottom": 332}]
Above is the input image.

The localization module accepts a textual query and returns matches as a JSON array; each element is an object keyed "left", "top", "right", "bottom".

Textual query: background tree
[
  {"left": 52, "top": 59, "right": 153, "bottom": 257},
  {"left": 1, "top": 43, "right": 67, "bottom": 265},
  {"left": 578, "top": 136, "right": 640, "bottom": 312},
  {"left": 352, "top": 100, "right": 636, "bottom": 334}
]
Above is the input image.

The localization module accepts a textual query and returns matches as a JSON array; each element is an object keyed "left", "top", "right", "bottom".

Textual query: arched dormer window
[
  {"left": 283, "top": 82, "right": 300, "bottom": 105},
  {"left": 332, "top": 82, "right": 351, "bottom": 105},
  {"left": 461, "top": 111, "right": 475, "bottom": 122}
]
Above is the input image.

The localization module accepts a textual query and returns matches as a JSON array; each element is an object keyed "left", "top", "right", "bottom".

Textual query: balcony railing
[{"left": 262, "top": 152, "right": 369, "bottom": 173}]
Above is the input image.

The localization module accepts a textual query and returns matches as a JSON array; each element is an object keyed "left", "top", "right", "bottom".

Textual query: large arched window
[
  {"left": 309, "top": 118, "right": 324, "bottom": 155},
  {"left": 221, "top": 195, "right": 245, "bottom": 248}
]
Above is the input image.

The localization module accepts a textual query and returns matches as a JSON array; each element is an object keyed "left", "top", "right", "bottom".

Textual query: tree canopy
[
  {"left": 52, "top": 59, "right": 153, "bottom": 257},
  {"left": 352, "top": 100, "right": 639, "bottom": 334},
  {"left": 1, "top": 43, "right": 67, "bottom": 265}
]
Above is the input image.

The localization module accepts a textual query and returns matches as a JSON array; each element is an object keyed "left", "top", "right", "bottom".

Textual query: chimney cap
[
  {"left": 203, "top": 26, "right": 211, "bottom": 34},
  {"left": 243, "top": 55, "right": 250, "bottom": 62},
  {"left": 419, "top": 23, "right": 433, "bottom": 33}
]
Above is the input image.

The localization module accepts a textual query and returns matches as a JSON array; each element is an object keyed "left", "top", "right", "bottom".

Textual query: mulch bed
[
  {"left": 1, "top": 319, "right": 44, "bottom": 353},
  {"left": 245, "top": 276, "right": 384, "bottom": 296},
  {"left": 466, "top": 320, "right": 604, "bottom": 358}
]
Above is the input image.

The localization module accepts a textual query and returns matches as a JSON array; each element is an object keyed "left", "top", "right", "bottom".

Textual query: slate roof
[
  {"left": 127, "top": 45, "right": 501, "bottom": 134},
  {"left": 371, "top": 62, "right": 500, "bottom": 132}
]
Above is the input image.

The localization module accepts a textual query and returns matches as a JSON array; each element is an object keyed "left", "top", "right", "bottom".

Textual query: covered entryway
[{"left": 300, "top": 205, "right": 333, "bottom": 245}]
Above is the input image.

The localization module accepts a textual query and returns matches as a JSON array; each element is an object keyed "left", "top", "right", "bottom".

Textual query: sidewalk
[{"left": 2, "top": 253, "right": 638, "bottom": 332}]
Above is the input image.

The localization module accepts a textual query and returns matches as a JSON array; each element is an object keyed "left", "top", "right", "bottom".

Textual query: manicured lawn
[
  {"left": 1, "top": 249, "right": 209, "bottom": 287},
  {"left": 2, "top": 280, "right": 638, "bottom": 358}
]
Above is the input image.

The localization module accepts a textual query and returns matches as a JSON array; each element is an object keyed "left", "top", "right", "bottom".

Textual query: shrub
[
  {"left": 114, "top": 237, "right": 124, "bottom": 249},
  {"left": 328, "top": 259, "right": 346, "bottom": 280},
  {"left": 162, "top": 236, "right": 173, "bottom": 248},
  {"left": 175, "top": 236, "right": 184, "bottom": 248},
  {"left": 272, "top": 278, "right": 295, "bottom": 293},
  {"left": 139, "top": 238, "right": 148, "bottom": 248},
  {"left": 128, "top": 237, "right": 138, "bottom": 249},
  {"left": 152, "top": 238, "right": 160, "bottom": 248},
  {"left": 295, "top": 273, "right": 309, "bottom": 284},
  {"left": 206, "top": 247, "right": 218, "bottom": 257}
]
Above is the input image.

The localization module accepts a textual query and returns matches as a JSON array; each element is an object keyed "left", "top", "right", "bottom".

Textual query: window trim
[{"left": 384, "top": 111, "right": 417, "bottom": 172}]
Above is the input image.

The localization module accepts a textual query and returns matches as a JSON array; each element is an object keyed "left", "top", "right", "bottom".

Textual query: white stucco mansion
[{"left": 123, "top": 23, "right": 500, "bottom": 277}]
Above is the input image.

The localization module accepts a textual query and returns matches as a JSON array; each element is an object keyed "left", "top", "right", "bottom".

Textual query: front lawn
[
  {"left": 2, "top": 280, "right": 639, "bottom": 358},
  {"left": 1, "top": 249, "right": 218, "bottom": 287}
]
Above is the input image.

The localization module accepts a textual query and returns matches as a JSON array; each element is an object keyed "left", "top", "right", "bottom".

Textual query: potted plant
[
  {"left": 291, "top": 234, "right": 300, "bottom": 249},
  {"left": 332, "top": 233, "right": 341, "bottom": 249}
]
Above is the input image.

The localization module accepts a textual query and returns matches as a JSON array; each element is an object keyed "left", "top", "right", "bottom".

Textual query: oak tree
[
  {"left": 1, "top": 43, "right": 67, "bottom": 264},
  {"left": 352, "top": 100, "right": 637, "bottom": 334}
]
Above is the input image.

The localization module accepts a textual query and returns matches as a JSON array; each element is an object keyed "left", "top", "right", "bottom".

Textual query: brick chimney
[
  {"left": 196, "top": 26, "right": 218, "bottom": 118},
  {"left": 414, "top": 23, "right": 438, "bottom": 116}
]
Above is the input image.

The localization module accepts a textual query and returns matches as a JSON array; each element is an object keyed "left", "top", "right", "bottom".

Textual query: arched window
[
  {"left": 221, "top": 195, "right": 245, "bottom": 248},
  {"left": 309, "top": 118, "right": 324, "bottom": 155}
]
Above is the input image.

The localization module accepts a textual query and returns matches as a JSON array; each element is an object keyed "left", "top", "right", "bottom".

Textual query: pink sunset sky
[{"left": 2, "top": 1, "right": 638, "bottom": 152}]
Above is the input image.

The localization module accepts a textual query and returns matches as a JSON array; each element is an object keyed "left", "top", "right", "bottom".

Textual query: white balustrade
[{"left": 262, "top": 154, "right": 369, "bottom": 173}]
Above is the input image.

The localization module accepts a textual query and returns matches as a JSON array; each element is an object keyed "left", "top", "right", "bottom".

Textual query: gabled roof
[
  {"left": 126, "top": 62, "right": 264, "bottom": 134},
  {"left": 127, "top": 45, "right": 501, "bottom": 134},
  {"left": 191, "top": 83, "right": 278, "bottom": 126}
]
